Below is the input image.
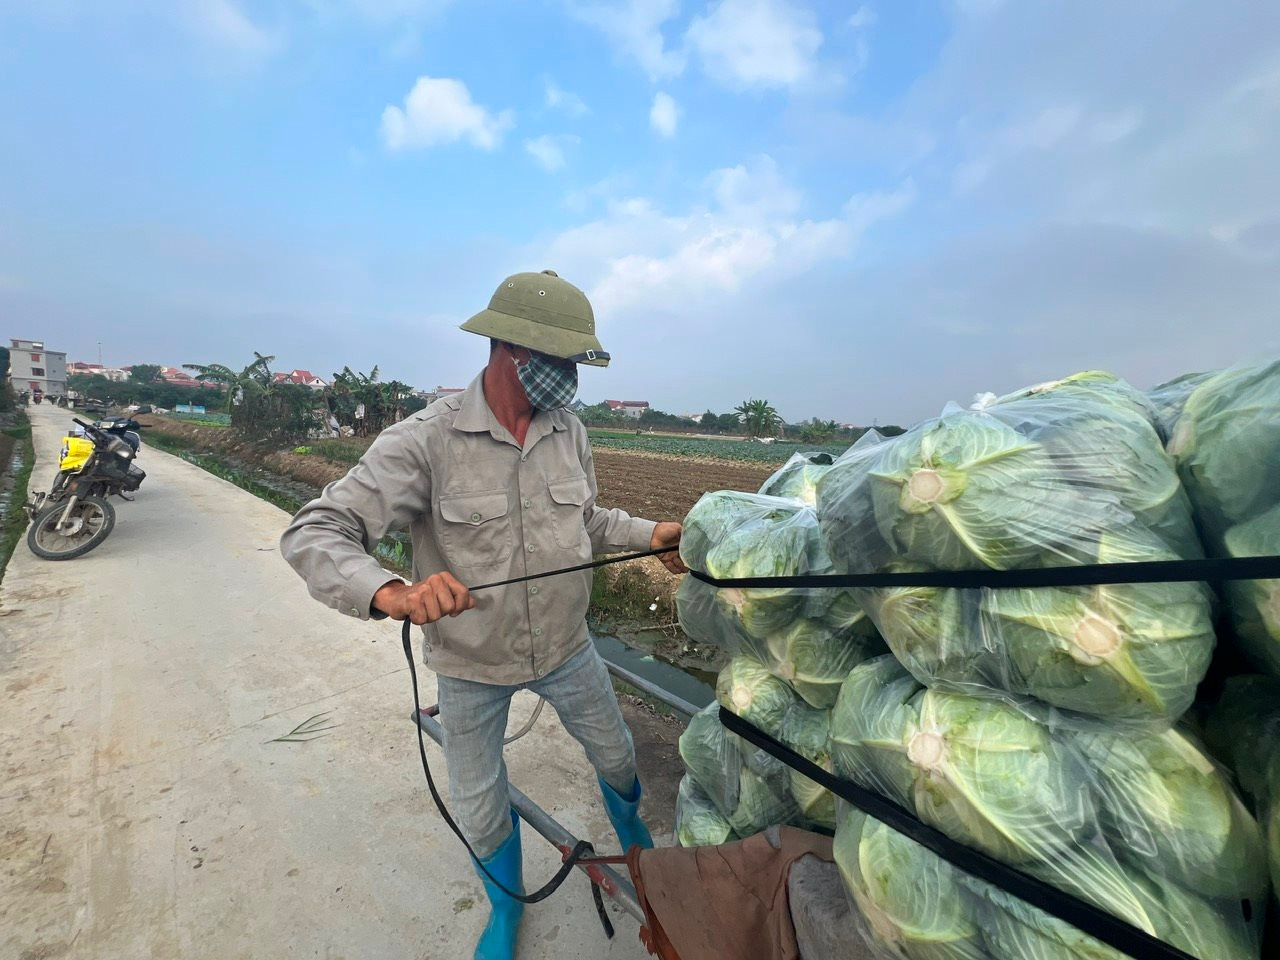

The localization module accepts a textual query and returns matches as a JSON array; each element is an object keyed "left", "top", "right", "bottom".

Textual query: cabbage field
[{"left": 670, "top": 362, "right": 1280, "bottom": 960}]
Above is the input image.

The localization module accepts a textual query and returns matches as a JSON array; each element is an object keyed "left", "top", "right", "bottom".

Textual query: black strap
[
  {"left": 719, "top": 707, "right": 1203, "bottom": 960},
  {"left": 401, "top": 619, "right": 594, "bottom": 904},
  {"left": 691, "top": 553, "right": 1280, "bottom": 590},
  {"left": 470, "top": 545, "right": 678, "bottom": 593}
]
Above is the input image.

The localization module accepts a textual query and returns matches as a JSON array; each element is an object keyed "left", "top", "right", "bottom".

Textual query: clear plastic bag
[
  {"left": 1147, "top": 369, "right": 1215, "bottom": 442},
  {"left": 816, "top": 371, "right": 1215, "bottom": 724},
  {"left": 677, "top": 492, "right": 886, "bottom": 708},
  {"left": 759, "top": 451, "right": 837, "bottom": 506},
  {"left": 1204, "top": 675, "right": 1280, "bottom": 910},
  {"left": 677, "top": 701, "right": 798, "bottom": 840},
  {"left": 674, "top": 774, "right": 739, "bottom": 848},
  {"left": 829, "top": 656, "right": 1265, "bottom": 960},
  {"left": 1165, "top": 359, "right": 1280, "bottom": 675}
]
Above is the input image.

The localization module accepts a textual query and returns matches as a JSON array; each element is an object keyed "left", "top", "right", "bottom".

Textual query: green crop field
[
  {"left": 586, "top": 430, "right": 849, "bottom": 464},
  {"left": 168, "top": 411, "right": 232, "bottom": 427}
]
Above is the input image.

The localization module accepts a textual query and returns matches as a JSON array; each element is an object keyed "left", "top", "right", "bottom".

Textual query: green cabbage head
[
  {"left": 1168, "top": 358, "right": 1280, "bottom": 542},
  {"left": 981, "top": 534, "right": 1215, "bottom": 721},
  {"left": 777, "top": 701, "right": 836, "bottom": 829},
  {"left": 715, "top": 656, "right": 798, "bottom": 733},
  {"left": 1071, "top": 726, "right": 1267, "bottom": 901},
  {"left": 759, "top": 452, "right": 836, "bottom": 506},
  {"left": 675, "top": 775, "right": 738, "bottom": 848},
  {"left": 834, "top": 808, "right": 987, "bottom": 960},
  {"left": 1223, "top": 503, "right": 1280, "bottom": 675}
]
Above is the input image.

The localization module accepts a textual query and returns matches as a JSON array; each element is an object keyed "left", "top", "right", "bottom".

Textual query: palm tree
[
  {"left": 183, "top": 353, "right": 276, "bottom": 411},
  {"left": 734, "top": 398, "right": 782, "bottom": 438}
]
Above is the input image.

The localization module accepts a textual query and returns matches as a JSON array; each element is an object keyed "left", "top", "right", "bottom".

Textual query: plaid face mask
[{"left": 514, "top": 351, "right": 578, "bottom": 411}]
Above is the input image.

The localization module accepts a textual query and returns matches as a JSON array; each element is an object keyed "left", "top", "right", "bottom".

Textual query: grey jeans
[{"left": 436, "top": 641, "right": 638, "bottom": 860}]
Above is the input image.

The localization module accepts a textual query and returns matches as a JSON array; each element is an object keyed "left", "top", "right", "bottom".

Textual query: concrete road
[{"left": 1, "top": 404, "right": 656, "bottom": 960}]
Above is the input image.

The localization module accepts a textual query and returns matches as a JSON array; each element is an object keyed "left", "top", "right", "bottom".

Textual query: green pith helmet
[{"left": 460, "top": 269, "right": 610, "bottom": 367}]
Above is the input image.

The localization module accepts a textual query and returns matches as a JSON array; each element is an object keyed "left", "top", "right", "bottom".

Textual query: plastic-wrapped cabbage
[
  {"left": 818, "top": 408, "right": 1081, "bottom": 574},
  {"left": 675, "top": 775, "right": 738, "bottom": 848},
  {"left": 993, "top": 370, "right": 1161, "bottom": 434},
  {"left": 836, "top": 805, "right": 1258, "bottom": 960},
  {"left": 1203, "top": 674, "right": 1280, "bottom": 812},
  {"left": 759, "top": 452, "right": 836, "bottom": 506},
  {"left": 861, "top": 580, "right": 981, "bottom": 683},
  {"left": 1203, "top": 675, "right": 1280, "bottom": 913},
  {"left": 715, "top": 656, "right": 798, "bottom": 733},
  {"left": 680, "top": 493, "right": 831, "bottom": 640},
  {"left": 981, "top": 535, "right": 1215, "bottom": 722},
  {"left": 830, "top": 657, "right": 1165, "bottom": 930},
  {"left": 990, "top": 378, "right": 1200, "bottom": 560},
  {"left": 817, "top": 373, "right": 1214, "bottom": 721},
  {"left": 834, "top": 808, "right": 986, "bottom": 960},
  {"left": 679, "top": 702, "right": 744, "bottom": 817},
  {"left": 829, "top": 657, "right": 1090, "bottom": 866},
  {"left": 675, "top": 568, "right": 885, "bottom": 711},
  {"left": 1147, "top": 370, "right": 1215, "bottom": 442},
  {"left": 1072, "top": 726, "right": 1267, "bottom": 901},
  {"left": 859, "top": 537, "right": 1214, "bottom": 722},
  {"left": 777, "top": 701, "right": 836, "bottom": 830},
  {"left": 677, "top": 702, "right": 798, "bottom": 839},
  {"left": 1168, "top": 358, "right": 1280, "bottom": 542},
  {"left": 982, "top": 868, "right": 1257, "bottom": 960},
  {"left": 1222, "top": 504, "right": 1280, "bottom": 675}
]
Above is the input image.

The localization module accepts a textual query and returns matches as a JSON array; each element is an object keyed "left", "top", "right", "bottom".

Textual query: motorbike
[
  {"left": 24, "top": 418, "right": 147, "bottom": 560},
  {"left": 93, "top": 416, "right": 144, "bottom": 456}
]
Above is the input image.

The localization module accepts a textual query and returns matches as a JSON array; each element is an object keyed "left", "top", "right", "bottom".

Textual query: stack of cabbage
[
  {"left": 831, "top": 656, "right": 1266, "bottom": 960},
  {"left": 817, "top": 371, "right": 1214, "bottom": 724},
  {"left": 811, "top": 371, "right": 1269, "bottom": 958},
  {"left": 673, "top": 476, "right": 890, "bottom": 840},
  {"left": 1157, "top": 360, "right": 1280, "bottom": 675}
]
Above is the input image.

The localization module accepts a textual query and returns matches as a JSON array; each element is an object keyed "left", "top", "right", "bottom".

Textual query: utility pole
[{"left": 98, "top": 341, "right": 103, "bottom": 366}]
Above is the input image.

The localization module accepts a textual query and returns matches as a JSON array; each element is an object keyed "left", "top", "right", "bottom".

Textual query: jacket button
[
  {"left": 522, "top": 498, "right": 531, "bottom": 508},
  {"left": 529, "top": 586, "right": 538, "bottom": 595},
  {"left": 470, "top": 512, "right": 482, "bottom": 522},
  {"left": 350, "top": 607, "right": 360, "bottom": 616},
  {"left": 533, "top": 627, "right": 543, "bottom": 637},
  {"left": 526, "top": 544, "right": 535, "bottom": 553}
]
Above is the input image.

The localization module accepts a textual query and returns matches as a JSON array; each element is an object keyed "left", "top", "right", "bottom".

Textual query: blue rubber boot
[
  {"left": 473, "top": 810, "right": 524, "bottom": 960},
  {"left": 598, "top": 776, "right": 654, "bottom": 853}
]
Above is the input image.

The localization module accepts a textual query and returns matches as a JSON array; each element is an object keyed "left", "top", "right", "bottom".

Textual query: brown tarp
[{"left": 625, "top": 827, "right": 835, "bottom": 960}]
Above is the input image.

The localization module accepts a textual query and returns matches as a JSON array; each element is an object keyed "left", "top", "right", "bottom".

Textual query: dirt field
[
  {"left": 591, "top": 448, "right": 773, "bottom": 521},
  {"left": 140, "top": 415, "right": 776, "bottom": 521}
]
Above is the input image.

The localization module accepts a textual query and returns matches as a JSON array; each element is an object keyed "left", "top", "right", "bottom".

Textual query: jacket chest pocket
[
  {"left": 547, "top": 475, "right": 591, "bottom": 552},
  {"left": 439, "top": 491, "right": 513, "bottom": 568}
]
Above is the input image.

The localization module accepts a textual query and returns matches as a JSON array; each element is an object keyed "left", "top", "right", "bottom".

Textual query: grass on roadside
[{"left": 0, "top": 417, "right": 36, "bottom": 582}]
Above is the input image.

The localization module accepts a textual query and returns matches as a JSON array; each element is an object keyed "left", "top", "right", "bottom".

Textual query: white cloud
[
  {"left": 524, "top": 134, "right": 579, "bottom": 171},
  {"left": 540, "top": 156, "right": 913, "bottom": 319},
  {"left": 649, "top": 91, "right": 678, "bottom": 137},
  {"left": 186, "top": 0, "right": 274, "bottom": 53},
  {"left": 380, "top": 76, "right": 514, "bottom": 151},
  {"left": 686, "top": 0, "right": 823, "bottom": 91},
  {"left": 848, "top": 6, "right": 876, "bottom": 30},
  {"left": 566, "top": 0, "right": 685, "bottom": 80},
  {"left": 545, "top": 79, "right": 590, "bottom": 117}
]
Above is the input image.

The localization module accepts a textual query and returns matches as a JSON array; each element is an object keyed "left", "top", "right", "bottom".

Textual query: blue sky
[{"left": 2, "top": 1, "right": 1278, "bottom": 424}]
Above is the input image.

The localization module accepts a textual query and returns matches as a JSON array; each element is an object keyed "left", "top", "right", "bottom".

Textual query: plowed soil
[{"left": 591, "top": 448, "right": 773, "bottom": 520}]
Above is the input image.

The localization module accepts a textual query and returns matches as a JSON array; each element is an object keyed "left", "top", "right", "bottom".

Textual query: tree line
[{"left": 73, "top": 354, "right": 903, "bottom": 444}]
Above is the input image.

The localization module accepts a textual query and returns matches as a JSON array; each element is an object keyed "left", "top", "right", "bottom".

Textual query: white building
[
  {"left": 606, "top": 399, "right": 650, "bottom": 419},
  {"left": 9, "top": 339, "right": 67, "bottom": 397}
]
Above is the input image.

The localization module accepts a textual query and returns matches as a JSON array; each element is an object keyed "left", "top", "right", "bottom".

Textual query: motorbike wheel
[{"left": 26, "top": 496, "right": 117, "bottom": 561}]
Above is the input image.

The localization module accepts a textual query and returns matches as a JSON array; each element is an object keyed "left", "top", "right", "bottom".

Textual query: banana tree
[{"left": 735, "top": 398, "right": 783, "bottom": 438}]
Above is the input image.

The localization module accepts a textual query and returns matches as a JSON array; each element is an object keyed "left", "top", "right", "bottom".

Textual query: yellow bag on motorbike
[{"left": 60, "top": 436, "right": 94, "bottom": 472}]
